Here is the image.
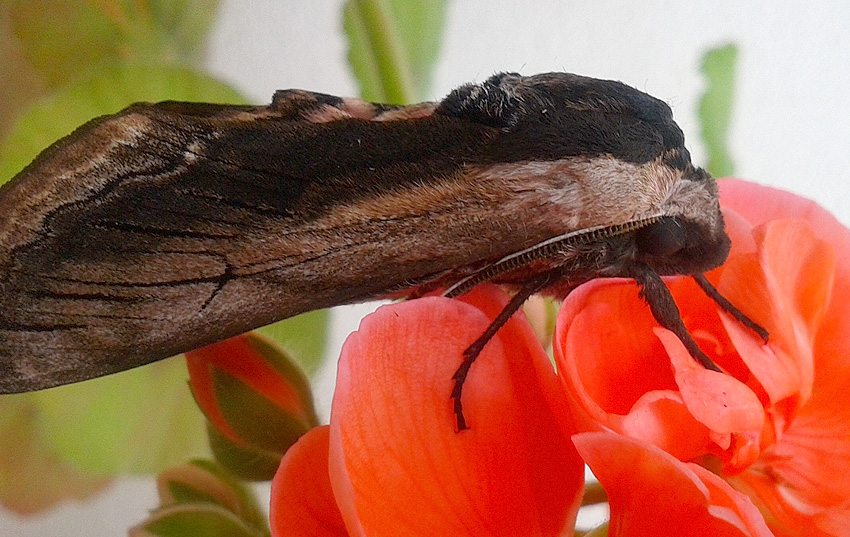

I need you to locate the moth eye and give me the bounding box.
[636,217,685,258]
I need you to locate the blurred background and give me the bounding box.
[1,1,848,535]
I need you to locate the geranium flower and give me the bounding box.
[271,286,584,536]
[556,179,850,535]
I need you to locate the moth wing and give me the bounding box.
[0,95,512,392]
[0,104,313,391]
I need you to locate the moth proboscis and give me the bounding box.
[0,72,767,430]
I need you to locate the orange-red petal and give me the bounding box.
[329,285,584,536]
[574,432,774,537]
[719,219,834,407]
[554,180,850,533]
[270,426,348,537]
[555,279,724,462]
[719,181,850,530]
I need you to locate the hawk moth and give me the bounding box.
[0,72,765,429]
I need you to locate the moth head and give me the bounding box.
[633,164,730,276]
[439,72,733,277]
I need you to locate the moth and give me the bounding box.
[0,72,765,429]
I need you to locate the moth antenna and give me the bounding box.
[452,273,552,431]
[631,266,722,372]
[444,216,661,299]
[692,274,769,342]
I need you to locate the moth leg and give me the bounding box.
[692,274,769,341]
[451,274,552,431]
[630,266,722,372]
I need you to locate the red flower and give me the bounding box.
[556,180,850,535]
[271,286,584,536]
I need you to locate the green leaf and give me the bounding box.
[256,310,330,376]
[136,459,270,536]
[32,358,209,475]
[123,0,222,64]
[206,424,283,482]
[212,369,312,456]
[343,0,448,104]
[0,64,245,185]
[245,335,320,429]
[698,43,738,177]
[0,0,220,150]
[6,1,120,88]
[6,0,220,88]
[167,481,223,506]
[158,459,268,529]
[130,504,267,537]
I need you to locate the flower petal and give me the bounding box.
[555,279,718,461]
[270,426,347,537]
[719,219,835,407]
[663,331,763,434]
[574,432,774,537]
[719,181,850,531]
[329,285,583,537]
[720,180,850,255]
[659,328,764,470]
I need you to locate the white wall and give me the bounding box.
[3,1,848,534]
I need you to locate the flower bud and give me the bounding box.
[186,333,319,480]
[130,459,268,537]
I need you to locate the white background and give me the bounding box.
[2,1,849,535]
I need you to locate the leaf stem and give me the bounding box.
[347,0,416,104]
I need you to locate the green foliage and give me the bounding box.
[5,0,219,87]
[134,507,267,537]
[343,0,447,104]
[130,459,269,537]
[698,43,738,177]
[0,0,219,142]
[256,310,330,376]
[32,358,209,475]
[206,424,283,482]
[212,369,313,456]
[0,65,245,184]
